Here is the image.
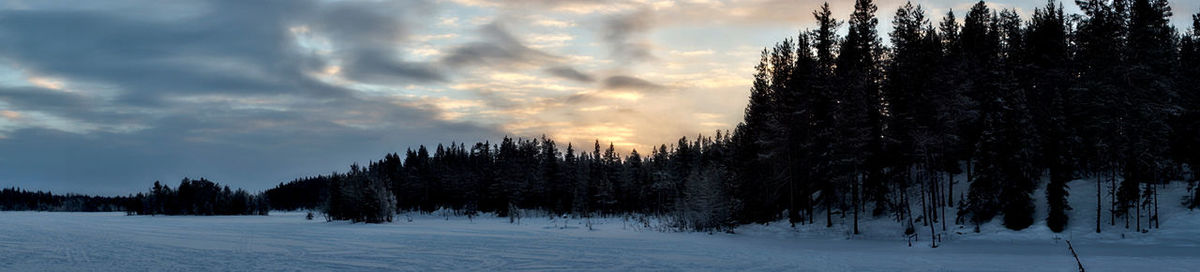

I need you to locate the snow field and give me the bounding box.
[0,178,1196,271]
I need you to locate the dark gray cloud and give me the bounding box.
[441,22,559,68]
[0,0,500,194]
[0,87,92,114]
[437,21,589,111]
[602,9,656,63]
[602,75,664,90]
[556,75,665,105]
[544,66,595,82]
[314,0,447,84]
[342,49,446,84]
[0,5,323,105]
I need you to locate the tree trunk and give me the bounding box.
[965,159,972,187]
[1136,186,1142,232]
[790,178,796,228]
[921,173,929,227]
[827,197,833,228]
[809,193,815,225]
[1147,182,1156,228]
[1096,176,1102,233]
[947,171,954,206]
[940,166,947,231]
[853,174,861,235]
[920,174,936,248]
[929,166,938,223]
[928,183,937,248]
[1110,168,1117,226]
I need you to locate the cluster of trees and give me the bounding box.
[735,0,1199,241]
[124,178,269,216]
[0,187,127,212]
[268,0,1200,237]
[324,165,397,223]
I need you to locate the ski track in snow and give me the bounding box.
[0,180,1197,271]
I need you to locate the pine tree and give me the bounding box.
[934,10,970,210]
[1027,1,1074,232]
[783,33,819,226]
[834,0,883,234]
[961,1,1003,231]
[732,49,777,223]
[1177,13,1200,210]
[886,2,944,227]
[995,9,1039,231]
[1118,0,1177,232]
[888,2,953,243]
[1074,0,1125,233]
[809,2,842,227]
[957,1,1000,175]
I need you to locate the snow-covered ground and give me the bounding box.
[0,179,1197,271]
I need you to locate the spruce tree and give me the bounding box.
[886,2,944,226]
[995,9,1039,231]
[1074,0,1126,232]
[934,10,970,210]
[732,49,776,223]
[834,0,883,233]
[1026,1,1074,232]
[810,2,842,227]
[1118,0,1177,232]
[1177,14,1200,210]
[960,1,1005,231]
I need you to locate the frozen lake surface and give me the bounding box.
[0,205,1197,271]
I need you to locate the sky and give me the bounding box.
[0,0,1196,195]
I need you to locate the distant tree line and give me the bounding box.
[269,135,738,231]
[124,178,269,216]
[0,187,127,212]
[268,0,1200,237]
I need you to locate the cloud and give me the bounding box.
[602,75,665,90]
[440,22,559,68]
[0,87,92,116]
[533,17,576,28]
[447,0,624,13]
[0,0,501,194]
[602,9,657,63]
[311,0,447,84]
[544,66,595,82]
[553,75,665,106]
[341,49,446,84]
[0,98,498,194]
[0,0,457,106]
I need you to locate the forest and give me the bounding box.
[0,187,127,212]
[266,0,1200,237]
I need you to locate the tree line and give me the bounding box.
[269,0,1200,237]
[124,178,270,216]
[269,135,739,230]
[0,187,127,212]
